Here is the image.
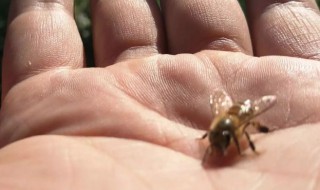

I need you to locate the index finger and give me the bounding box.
[2,0,85,97]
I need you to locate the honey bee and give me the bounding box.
[201,90,276,163]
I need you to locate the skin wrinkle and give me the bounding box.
[285,64,320,126]
[204,172,217,190]
[15,71,82,136]
[194,54,215,90]
[1,0,320,189]
[44,137,152,189]
[109,81,174,147]
[198,54,225,91]
[197,1,211,29]
[4,11,83,90]
[214,55,270,104]
[146,59,171,119]
[59,143,74,190]
[9,0,71,20]
[69,138,155,189]
[81,141,153,190]
[165,0,249,54]
[222,55,253,93]
[265,9,296,53]
[5,53,320,145]
[308,146,320,190]
[1,137,61,189]
[248,173,265,190]
[164,133,198,157]
[137,163,201,174]
[133,149,201,174]
[228,165,315,182]
[35,0,68,9]
[207,37,247,53]
[261,2,320,59]
[2,70,88,146]
[284,79,292,126]
[289,110,316,127]
[93,0,161,66]
[112,62,170,122]
[205,168,268,190]
[116,45,159,63]
[289,7,320,56]
[111,60,204,155]
[0,72,63,143]
[285,10,303,54]
[186,3,247,52]
[304,47,320,60]
[239,125,320,175]
[0,115,21,148]
[83,137,202,189]
[154,57,176,108]
[0,69,70,146]
[263,1,316,13]
[165,55,213,130]
[155,55,210,124]
[252,59,319,127]
[2,61,204,151]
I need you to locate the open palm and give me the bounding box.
[1,0,320,189]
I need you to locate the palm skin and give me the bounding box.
[1,51,320,190]
[1,0,320,189]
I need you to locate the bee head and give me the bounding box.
[209,117,234,153]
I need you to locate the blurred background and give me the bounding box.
[0,0,320,93]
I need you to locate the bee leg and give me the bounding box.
[197,132,208,140]
[257,125,269,133]
[231,133,242,155]
[250,121,269,133]
[244,131,256,152]
[201,132,208,139]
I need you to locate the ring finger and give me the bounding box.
[161,0,252,54]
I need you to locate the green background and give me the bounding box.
[0,0,320,90]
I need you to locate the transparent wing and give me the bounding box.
[251,95,277,117]
[238,95,277,130]
[239,95,276,125]
[210,90,233,117]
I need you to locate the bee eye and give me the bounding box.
[222,130,231,142]
[222,130,230,136]
[220,130,231,150]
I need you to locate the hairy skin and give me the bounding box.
[1,0,320,189]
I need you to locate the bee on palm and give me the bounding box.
[201,90,276,163]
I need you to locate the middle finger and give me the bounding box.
[91,0,165,67]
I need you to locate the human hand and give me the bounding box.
[1,0,320,189]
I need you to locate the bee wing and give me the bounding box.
[210,90,233,116]
[251,95,277,117]
[238,95,277,127]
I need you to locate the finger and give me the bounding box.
[246,0,320,59]
[160,0,252,54]
[2,0,85,97]
[91,0,165,67]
